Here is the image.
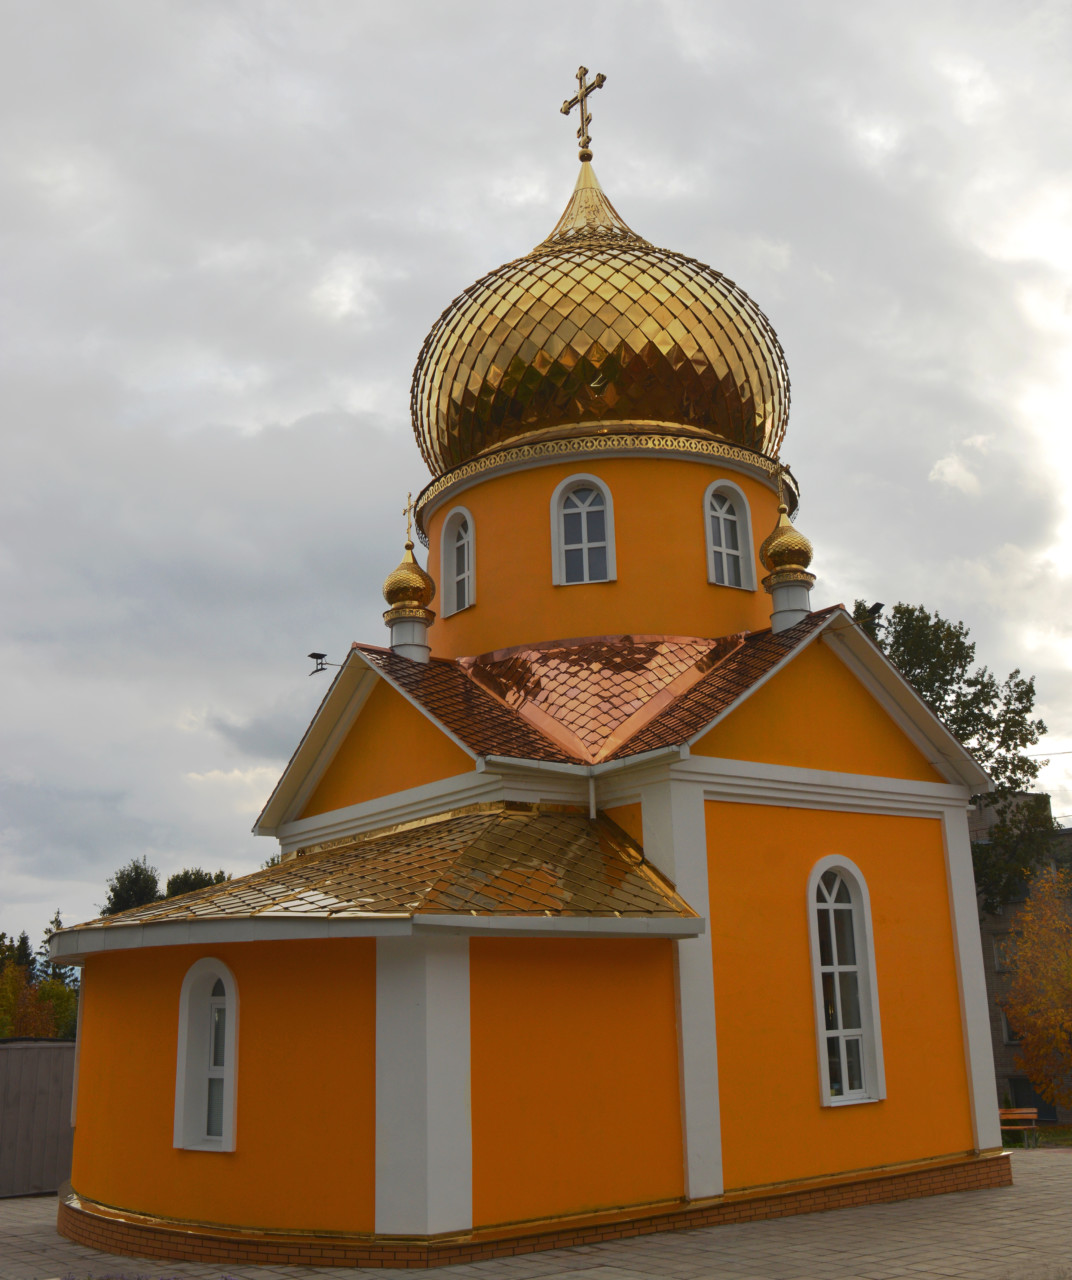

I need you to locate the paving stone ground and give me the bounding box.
[1,1152,1070,1280]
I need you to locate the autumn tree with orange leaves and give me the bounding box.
[1000,866,1072,1108]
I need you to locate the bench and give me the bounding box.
[999,1107,1040,1148]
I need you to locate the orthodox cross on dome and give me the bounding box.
[561,66,606,161]
[403,492,415,544]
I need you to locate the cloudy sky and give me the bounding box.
[4,0,1072,944]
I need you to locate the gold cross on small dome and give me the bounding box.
[561,66,606,161]
[402,492,415,544]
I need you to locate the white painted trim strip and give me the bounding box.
[51,911,705,960]
[276,770,508,854]
[641,779,723,1200]
[940,806,1003,1151]
[598,753,972,818]
[375,937,472,1234]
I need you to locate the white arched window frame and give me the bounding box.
[703,479,756,591]
[440,505,475,617]
[550,474,617,586]
[807,856,885,1107]
[174,957,238,1151]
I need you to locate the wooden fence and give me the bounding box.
[0,1038,75,1196]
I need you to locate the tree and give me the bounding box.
[1000,866,1072,1108]
[165,868,230,898]
[13,931,36,981]
[100,856,162,916]
[0,963,57,1038]
[36,910,77,987]
[37,978,78,1039]
[262,852,282,869]
[853,601,1052,912]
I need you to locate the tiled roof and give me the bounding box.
[72,804,696,928]
[609,609,840,758]
[357,610,836,766]
[357,645,576,763]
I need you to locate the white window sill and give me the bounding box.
[175,1137,233,1152]
[823,1093,884,1108]
[706,579,756,592]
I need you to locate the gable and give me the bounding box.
[691,638,946,784]
[299,678,473,820]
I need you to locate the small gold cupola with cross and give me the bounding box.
[760,479,815,633]
[383,495,436,662]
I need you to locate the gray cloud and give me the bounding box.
[5,0,1072,938]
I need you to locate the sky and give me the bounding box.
[4,0,1072,945]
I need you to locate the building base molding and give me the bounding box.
[58,1151,1011,1269]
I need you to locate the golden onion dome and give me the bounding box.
[760,504,813,573]
[383,541,436,610]
[411,161,790,477]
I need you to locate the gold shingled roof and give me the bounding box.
[411,162,790,476]
[73,805,697,928]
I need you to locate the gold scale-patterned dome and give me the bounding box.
[411,162,790,477]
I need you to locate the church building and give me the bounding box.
[52,73,1009,1268]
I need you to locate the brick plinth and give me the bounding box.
[57,1152,1012,1269]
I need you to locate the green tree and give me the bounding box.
[13,931,35,981]
[165,868,230,898]
[262,852,282,869]
[100,856,162,916]
[853,601,1052,912]
[36,910,77,987]
[37,978,79,1039]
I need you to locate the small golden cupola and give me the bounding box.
[382,496,436,662]
[759,499,815,633]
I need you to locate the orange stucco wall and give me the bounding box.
[604,802,643,845]
[72,939,376,1231]
[469,937,684,1225]
[693,638,946,783]
[425,458,780,658]
[300,677,473,819]
[706,800,973,1190]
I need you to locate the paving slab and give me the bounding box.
[1,1153,1070,1280]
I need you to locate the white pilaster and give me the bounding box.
[940,806,1002,1152]
[641,779,722,1199]
[375,936,472,1234]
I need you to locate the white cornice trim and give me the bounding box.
[598,753,973,818]
[276,771,508,854]
[51,910,704,961]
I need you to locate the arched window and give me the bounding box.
[808,858,885,1106]
[174,958,238,1151]
[440,506,475,616]
[550,474,616,585]
[704,480,755,590]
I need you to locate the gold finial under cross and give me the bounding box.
[561,66,606,161]
[403,492,415,544]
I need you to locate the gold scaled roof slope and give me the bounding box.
[411,161,790,476]
[67,804,696,928]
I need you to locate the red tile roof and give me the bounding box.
[357,609,837,766]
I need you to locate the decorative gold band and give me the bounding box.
[762,569,816,591]
[383,606,436,624]
[414,430,797,545]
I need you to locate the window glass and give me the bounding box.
[444,511,473,615]
[560,484,609,583]
[206,1078,224,1138]
[708,490,745,589]
[815,867,872,1101]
